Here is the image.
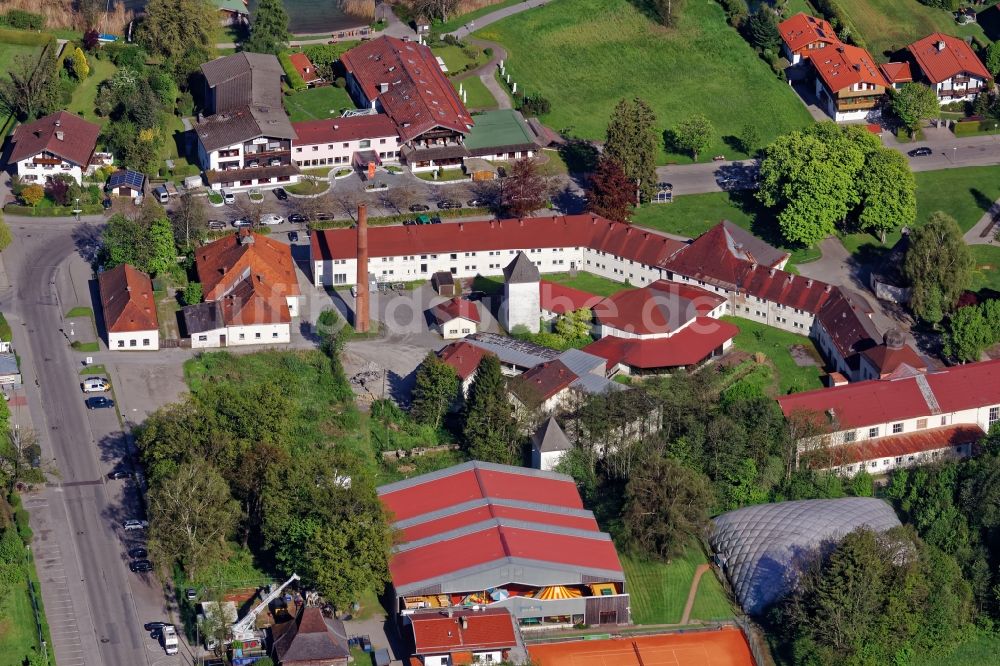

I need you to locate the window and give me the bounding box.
[272,332,279,338]
[895,457,903,463]
[461,328,470,334]
[142,339,150,346]
[892,422,903,434]
[312,146,318,151]
[379,138,386,144]
[255,332,261,339]
[917,418,927,429]
[360,139,371,148]
[991,406,999,424]
[239,333,245,340]
[870,461,877,468]
[843,430,856,443]
[868,427,879,438]
[117,340,124,348]
[198,335,207,342]
[941,416,947,426]
[342,143,349,148]
[450,253,457,260]
[129,339,136,347]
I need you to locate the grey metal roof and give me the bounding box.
[0,353,18,376]
[181,301,222,335]
[393,497,595,531]
[710,498,901,615]
[377,459,576,496]
[570,372,623,395]
[394,517,612,554]
[503,251,540,284]
[532,417,571,453]
[201,52,284,90]
[464,332,559,370]
[556,349,623,395]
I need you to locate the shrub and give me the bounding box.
[181,282,203,306]
[462,46,481,60]
[483,47,493,57]
[519,93,551,116]
[442,34,461,46]
[334,76,346,88]
[0,9,45,30]
[83,29,100,51]
[21,184,44,206]
[45,178,71,205]
[278,51,307,91]
[717,0,748,27]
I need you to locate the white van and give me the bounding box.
[160,625,178,655]
[81,377,109,393]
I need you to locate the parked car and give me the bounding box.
[129,547,149,559]
[185,588,197,601]
[81,377,109,393]
[102,198,112,210]
[430,216,442,224]
[314,212,333,221]
[222,190,235,204]
[273,188,288,201]
[208,220,227,231]
[289,213,308,224]
[86,396,115,409]
[288,231,299,242]
[232,218,252,228]
[129,560,153,572]
[107,469,130,480]
[122,519,148,531]
[908,147,933,157]
[143,622,171,633]
[403,219,416,226]
[415,214,431,225]
[261,213,285,225]
[409,204,430,212]
[437,199,461,210]
[466,199,483,207]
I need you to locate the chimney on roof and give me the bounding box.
[239,230,254,245]
[807,278,814,288]
[937,40,946,51]
[825,284,832,293]
[54,119,61,127]
[55,131,64,141]
[853,63,861,71]
[769,268,776,277]
[460,617,468,629]
[356,204,370,333]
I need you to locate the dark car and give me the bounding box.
[289,213,307,224]
[908,147,933,157]
[129,547,148,559]
[288,231,299,242]
[436,199,461,210]
[430,216,442,224]
[409,204,430,212]
[315,212,333,221]
[207,219,227,231]
[273,187,288,201]
[102,198,112,210]
[108,469,129,480]
[86,396,115,410]
[403,219,416,226]
[185,588,197,601]
[143,621,170,633]
[129,560,153,573]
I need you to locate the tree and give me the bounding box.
[672,114,714,162]
[604,98,659,202]
[44,176,73,206]
[410,0,460,21]
[857,148,915,242]
[586,156,636,222]
[245,0,290,55]
[738,123,761,156]
[147,460,240,577]
[622,455,715,559]
[888,83,939,136]
[68,47,90,80]
[137,0,215,77]
[0,47,59,120]
[746,6,781,51]
[554,308,593,341]
[986,41,1000,78]
[20,184,44,206]
[944,303,994,362]
[171,191,207,248]
[411,352,460,429]
[904,211,972,321]
[501,158,547,218]
[147,217,178,276]
[301,517,392,609]
[463,354,519,464]
[182,282,203,306]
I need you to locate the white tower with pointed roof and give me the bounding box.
[500,251,541,334]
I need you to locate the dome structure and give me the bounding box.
[709,498,901,615]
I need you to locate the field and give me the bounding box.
[836,0,988,58]
[284,86,356,122]
[915,165,1000,233]
[454,76,497,110]
[430,42,487,74]
[913,629,1000,666]
[477,0,813,163]
[66,56,117,124]
[970,246,1000,293]
[543,271,627,296]
[723,315,825,394]
[0,576,49,666]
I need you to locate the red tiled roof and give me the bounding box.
[437,341,488,380]
[339,36,472,142]
[811,43,888,93]
[292,113,398,145]
[807,424,984,467]
[399,503,598,543]
[593,280,724,336]
[288,52,321,83]
[663,222,785,291]
[862,343,926,377]
[311,215,686,266]
[509,360,578,405]
[98,264,159,333]
[431,297,480,324]
[777,358,1000,430]
[779,13,839,55]
[815,289,880,360]
[907,33,991,84]
[411,608,517,655]
[9,111,100,167]
[583,317,739,370]
[740,266,839,313]
[539,280,607,315]
[880,62,913,83]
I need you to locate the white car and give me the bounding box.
[122,520,148,531]
[261,213,285,226]
[81,377,110,393]
[222,190,235,205]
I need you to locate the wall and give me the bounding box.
[440,317,477,339]
[501,280,540,333]
[191,328,228,349]
[108,329,160,351]
[532,447,567,471]
[17,158,83,185]
[225,323,291,345]
[293,133,400,167]
[829,442,973,478]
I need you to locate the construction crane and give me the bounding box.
[230,573,300,642]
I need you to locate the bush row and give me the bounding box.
[0,26,54,46]
[4,204,105,217]
[307,206,490,230]
[278,51,308,92]
[0,9,45,30]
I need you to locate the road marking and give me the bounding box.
[59,479,103,487]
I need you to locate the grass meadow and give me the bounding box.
[622,544,735,625]
[284,86,356,122]
[722,315,825,394]
[454,76,498,110]
[836,0,988,58]
[476,0,813,164]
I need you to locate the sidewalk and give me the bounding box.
[964,197,1000,246]
[445,0,554,39]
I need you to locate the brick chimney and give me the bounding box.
[355,204,370,333]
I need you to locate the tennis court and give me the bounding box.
[528,627,755,666]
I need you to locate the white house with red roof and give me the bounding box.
[777,358,1000,477]
[8,111,102,185]
[779,13,840,64]
[98,264,160,351]
[436,341,488,399]
[906,33,992,103]
[429,297,480,339]
[291,114,399,170]
[378,461,629,628]
[810,43,889,121]
[592,281,728,340]
[406,607,521,666]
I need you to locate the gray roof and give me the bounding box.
[464,332,559,370]
[201,52,284,103]
[392,496,596,531]
[555,348,623,395]
[722,220,788,268]
[532,417,571,453]
[0,353,18,377]
[271,606,349,663]
[194,105,296,152]
[503,251,540,284]
[710,498,902,615]
[182,301,222,335]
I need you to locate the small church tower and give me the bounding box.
[500,251,541,333]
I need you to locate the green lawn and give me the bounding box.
[915,165,1000,233]
[913,629,1000,666]
[543,271,626,296]
[621,543,728,625]
[432,0,528,35]
[455,76,497,110]
[970,245,1000,293]
[837,0,988,59]
[66,56,117,125]
[0,42,44,76]
[723,315,825,395]
[477,0,813,163]
[0,574,50,666]
[284,86,356,122]
[687,569,737,623]
[0,312,11,342]
[431,43,487,74]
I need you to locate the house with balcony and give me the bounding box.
[291,114,399,171]
[8,111,102,185]
[405,607,521,666]
[809,43,889,121]
[778,13,840,65]
[906,33,992,103]
[195,52,300,190]
[340,36,474,172]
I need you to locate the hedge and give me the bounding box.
[4,203,104,217]
[307,206,490,230]
[0,9,45,30]
[278,51,307,91]
[0,27,55,47]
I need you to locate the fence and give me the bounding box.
[26,576,50,665]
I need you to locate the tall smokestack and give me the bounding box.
[355,204,370,333]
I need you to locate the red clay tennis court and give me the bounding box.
[528,627,755,666]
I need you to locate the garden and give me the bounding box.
[283,85,355,122]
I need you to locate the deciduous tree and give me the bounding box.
[986,41,1000,78]
[857,148,915,242]
[171,191,208,248]
[137,0,215,77]
[20,184,44,206]
[672,113,714,162]
[586,156,636,222]
[411,352,460,429]
[888,83,939,136]
[604,98,658,202]
[554,308,593,341]
[904,211,972,322]
[245,0,290,55]
[0,47,59,120]
[147,217,178,276]
[301,517,392,609]
[501,157,547,218]
[463,354,519,464]
[738,123,761,156]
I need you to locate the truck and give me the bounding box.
[160,625,178,655]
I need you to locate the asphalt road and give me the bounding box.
[2,220,172,666]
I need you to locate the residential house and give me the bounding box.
[531,416,572,471]
[778,13,840,65]
[98,264,160,351]
[429,297,480,339]
[291,114,399,170]
[406,607,520,666]
[880,62,914,90]
[270,606,350,666]
[378,461,630,628]
[183,230,300,347]
[437,340,488,400]
[509,359,580,415]
[214,0,248,25]
[340,36,474,172]
[907,33,992,103]
[8,111,101,185]
[810,43,888,121]
[107,169,145,199]
[288,52,323,87]
[777,358,1000,477]
[195,53,299,190]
